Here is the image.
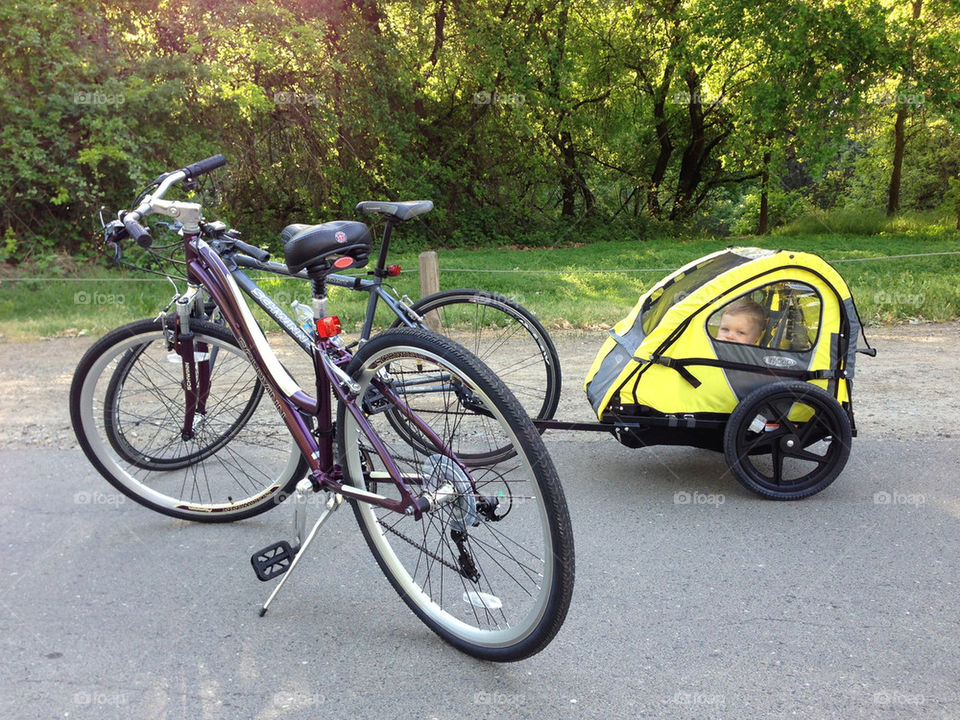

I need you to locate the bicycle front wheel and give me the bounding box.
[336,328,574,661]
[393,289,562,422]
[70,318,308,522]
[103,339,263,470]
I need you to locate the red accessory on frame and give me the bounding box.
[316,315,342,338]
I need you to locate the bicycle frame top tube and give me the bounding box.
[230,268,315,354]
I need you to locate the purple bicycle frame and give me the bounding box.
[178,232,457,519]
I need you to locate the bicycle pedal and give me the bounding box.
[250,541,298,582]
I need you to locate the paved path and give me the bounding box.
[1,438,958,719]
[1,327,958,718]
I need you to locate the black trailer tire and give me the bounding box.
[724,381,852,500]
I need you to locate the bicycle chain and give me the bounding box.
[360,444,471,577]
[376,518,463,574]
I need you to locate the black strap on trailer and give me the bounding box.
[643,354,836,389]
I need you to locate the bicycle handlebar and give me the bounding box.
[123,217,154,249]
[234,238,271,262]
[181,154,226,179]
[117,154,227,249]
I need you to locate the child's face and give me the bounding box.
[717,311,761,344]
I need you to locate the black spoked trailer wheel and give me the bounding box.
[723,380,852,500]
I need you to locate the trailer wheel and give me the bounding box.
[724,381,852,500]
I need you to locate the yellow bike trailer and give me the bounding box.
[577,246,875,500]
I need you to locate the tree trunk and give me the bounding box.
[758,151,771,234]
[670,69,704,220]
[429,0,446,66]
[414,0,445,118]
[648,108,672,220]
[886,105,907,217]
[559,131,577,217]
[886,0,923,217]
[887,105,907,217]
[646,62,675,220]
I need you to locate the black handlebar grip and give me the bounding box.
[124,218,153,249]
[182,154,227,179]
[234,239,271,263]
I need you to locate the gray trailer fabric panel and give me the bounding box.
[713,341,815,401]
[585,325,647,413]
[842,296,861,378]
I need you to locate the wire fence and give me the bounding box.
[3,250,959,282]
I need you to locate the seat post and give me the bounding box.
[308,273,328,319]
[373,219,398,276]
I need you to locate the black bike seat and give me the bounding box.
[281,220,372,274]
[355,200,433,222]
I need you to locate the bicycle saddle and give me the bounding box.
[281,220,372,274]
[355,200,433,222]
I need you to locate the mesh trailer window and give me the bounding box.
[640,251,753,335]
[706,281,822,352]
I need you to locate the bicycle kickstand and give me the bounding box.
[250,478,342,616]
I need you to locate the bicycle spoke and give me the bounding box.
[339,328,572,658]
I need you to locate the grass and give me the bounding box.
[1,227,958,342]
[774,208,956,237]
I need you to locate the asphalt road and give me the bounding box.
[1,433,958,719]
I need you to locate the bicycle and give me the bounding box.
[94,197,561,489]
[108,200,561,426]
[70,155,575,660]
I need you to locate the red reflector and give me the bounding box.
[387,264,402,277]
[333,256,354,269]
[316,315,342,338]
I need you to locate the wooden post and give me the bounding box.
[418,251,441,331]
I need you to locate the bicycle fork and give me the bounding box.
[170,285,213,440]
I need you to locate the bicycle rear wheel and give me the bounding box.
[70,318,307,521]
[392,289,561,422]
[336,328,574,661]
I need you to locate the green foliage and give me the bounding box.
[0,228,17,262]
[1,0,958,267]
[944,177,960,225]
[774,207,955,236]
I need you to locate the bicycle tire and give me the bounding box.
[103,340,264,470]
[391,289,562,422]
[70,318,308,522]
[336,328,575,661]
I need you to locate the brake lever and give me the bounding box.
[103,219,125,242]
[102,219,125,262]
[154,220,184,234]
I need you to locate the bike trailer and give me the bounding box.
[584,246,871,433]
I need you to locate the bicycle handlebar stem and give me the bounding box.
[151,198,203,234]
[121,168,203,244]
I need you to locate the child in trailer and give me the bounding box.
[716,297,766,345]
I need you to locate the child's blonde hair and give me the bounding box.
[721,297,766,337]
